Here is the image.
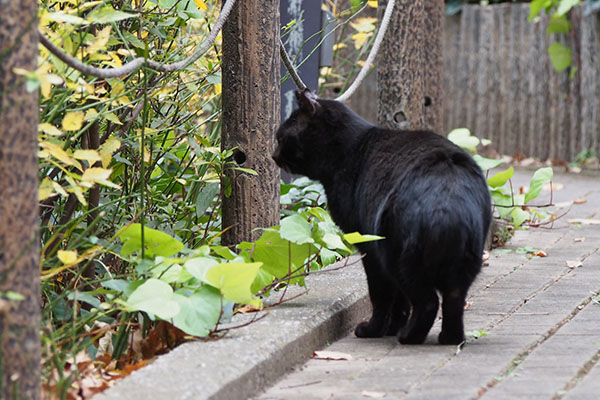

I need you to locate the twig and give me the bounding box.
[279,38,307,91]
[38,0,237,78]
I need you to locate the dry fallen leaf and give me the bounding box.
[543,182,564,191]
[568,218,600,225]
[535,250,548,257]
[553,200,573,208]
[573,198,587,204]
[362,390,387,398]
[482,251,490,262]
[574,237,586,243]
[313,351,353,361]
[566,260,583,269]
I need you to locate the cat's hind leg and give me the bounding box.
[355,254,398,338]
[385,290,410,336]
[399,285,439,344]
[438,287,467,345]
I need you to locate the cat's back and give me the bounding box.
[353,128,490,240]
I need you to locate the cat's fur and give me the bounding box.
[273,90,492,345]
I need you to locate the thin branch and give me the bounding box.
[279,38,307,91]
[38,0,237,78]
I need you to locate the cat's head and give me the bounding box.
[272,89,369,181]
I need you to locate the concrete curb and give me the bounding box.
[96,256,370,400]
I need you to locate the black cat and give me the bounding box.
[272,90,492,345]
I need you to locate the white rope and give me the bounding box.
[39,0,237,78]
[335,0,395,102]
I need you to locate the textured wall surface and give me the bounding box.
[443,4,599,161]
[351,4,600,161]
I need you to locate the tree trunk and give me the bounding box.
[0,1,41,399]
[221,0,281,245]
[423,0,444,134]
[377,0,425,130]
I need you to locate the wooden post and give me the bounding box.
[423,0,444,134]
[0,1,41,398]
[377,0,425,130]
[221,0,281,245]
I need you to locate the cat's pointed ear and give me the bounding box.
[295,89,320,115]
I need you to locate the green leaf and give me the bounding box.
[251,268,275,294]
[548,42,572,72]
[205,262,263,306]
[1,291,25,301]
[184,257,219,282]
[280,214,314,245]
[320,248,341,266]
[45,12,88,25]
[510,208,530,227]
[529,0,551,21]
[343,232,385,244]
[546,16,571,34]
[119,223,184,258]
[195,182,219,217]
[125,279,180,320]
[525,167,553,204]
[247,229,316,280]
[171,286,222,337]
[447,128,479,152]
[152,260,192,284]
[556,0,581,16]
[88,6,137,24]
[473,155,506,171]
[211,245,237,261]
[487,167,514,188]
[101,279,135,297]
[321,232,350,252]
[67,291,101,309]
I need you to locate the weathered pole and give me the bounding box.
[221,1,281,245]
[0,1,41,399]
[423,0,444,133]
[377,0,425,130]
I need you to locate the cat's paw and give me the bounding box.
[385,311,408,335]
[438,330,465,345]
[354,321,385,338]
[398,333,427,345]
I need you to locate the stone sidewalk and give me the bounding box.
[257,170,600,400]
[97,169,599,400]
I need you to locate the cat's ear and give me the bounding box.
[295,89,320,115]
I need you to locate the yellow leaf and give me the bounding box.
[65,176,87,206]
[368,0,378,8]
[350,17,376,33]
[41,141,75,166]
[351,32,371,49]
[82,167,112,182]
[85,108,98,121]
[52,181,68,198]
[39,123,63,137]
[87,26,111,54]
[73,149,102,164]
[82,167,121,189]
[62,111,84,131]
[195,0,208,10]
[100,137,121,168]
[104,112,122,125]
[57,250,79,265]
[39,178,56,201]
